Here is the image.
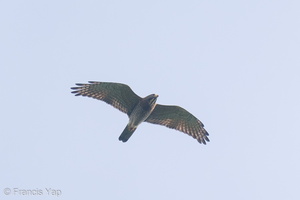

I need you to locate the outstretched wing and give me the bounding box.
[146,104,209,144]
[71,81,141,116]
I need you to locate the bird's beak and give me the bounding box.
[154,94,159,98]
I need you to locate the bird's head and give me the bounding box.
[145,94,159,106]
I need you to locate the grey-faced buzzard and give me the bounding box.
[71,81,209,144]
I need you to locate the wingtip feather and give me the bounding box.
[88,81,100,84]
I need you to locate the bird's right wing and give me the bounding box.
[146,104,209,144]
[71,81,142,116]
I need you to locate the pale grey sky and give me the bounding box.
[1,0,300,200]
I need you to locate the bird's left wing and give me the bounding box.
[145,104,209,144]
[71,81,141,116]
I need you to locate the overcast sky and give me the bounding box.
[1,0,300,200]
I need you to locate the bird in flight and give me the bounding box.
[71,81,209,144]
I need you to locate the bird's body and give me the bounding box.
[128,94,158,128]
[71,81,209,144]
[119,94,158,142]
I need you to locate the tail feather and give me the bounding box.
[119,125,136,142]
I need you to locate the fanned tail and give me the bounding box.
[119,125,136,142]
